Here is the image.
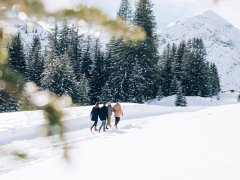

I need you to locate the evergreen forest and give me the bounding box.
[0,0,220,112]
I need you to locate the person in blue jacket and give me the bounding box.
[99,103,108,132]
[90,102,100,131]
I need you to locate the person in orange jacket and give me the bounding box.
[113,100,123,128]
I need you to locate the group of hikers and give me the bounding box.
[90,100,123,132]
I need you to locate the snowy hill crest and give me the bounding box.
[158,10,240,91]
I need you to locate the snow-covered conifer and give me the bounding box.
[79,74,90,105]
[175,81,187,106]
[8,33,27,78]
[133,0,160,100]
[81,36,93,79]
[156,85,163,101]
[101,81,113,103]
[26,35,44,86]
[89,39,104,104]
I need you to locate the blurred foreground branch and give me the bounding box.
[0,0,145,159]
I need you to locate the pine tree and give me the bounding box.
[128,61,145,103]
[57,21,70,55]
[67,26,83,80]
[103,40,114,81]
[52,24,59,54]
[105,39,126,101]
[156,85,163,101]
[6,95,20,112]
[89,39,104,104]
[159,44,173,96]
[41,52,80,103]
[175,81,187,106]
[192,38,211,97]
[118,0,133,21]
[180,38,210,97]
[81,36,93,79]
[200,62,212,97]
[115,0,134,101]
[104,0,134,102]
[0,90,19,112]
[26,35,44,86]
[170,76,178,95]
[174,41,186,81]
[187,38,205,96]
[134,0,156,38]
[8,33,27,78]
[0,90,6,112]
[101,81,113,103]
[209,63,220,96]
[181,40,193,95]
[169,44,177,95]
[133,0,160,100]
[6,33,26,112]
[79,74,90,105]
[41,31,58,91]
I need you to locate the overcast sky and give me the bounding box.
[43,0,240,29]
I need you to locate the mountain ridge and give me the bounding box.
[158,10,240,91]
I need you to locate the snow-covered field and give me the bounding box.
[0,93,240,180]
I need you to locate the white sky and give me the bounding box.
[42,0,240,29]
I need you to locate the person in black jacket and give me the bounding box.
[99,103,108,132]
[90,102,100,131]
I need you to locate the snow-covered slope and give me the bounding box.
[158,10,240,91]
[11,20,50,50]
[0,92,238,146]
[0,93,240,179]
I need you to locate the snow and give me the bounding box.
[148,92,239,106]
[1,92,240,179]
[7,19,50,51]
[158,10,240,91]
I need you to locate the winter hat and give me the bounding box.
[107,102,111,105]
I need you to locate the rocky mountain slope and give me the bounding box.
[158,11,240,91]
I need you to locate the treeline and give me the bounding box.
[158,39,221,99]
[0,0,220,112]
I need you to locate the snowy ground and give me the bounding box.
[0,92,240,180]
